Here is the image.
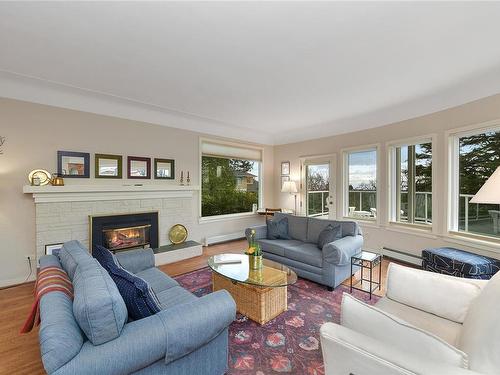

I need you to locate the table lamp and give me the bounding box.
[282,180,298,214]
[470,167,500,204]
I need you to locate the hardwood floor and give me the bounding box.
[0,240,392,375]
[158,239,247,277]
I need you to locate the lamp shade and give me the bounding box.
[470,167,500,204]
[281,180,298,194]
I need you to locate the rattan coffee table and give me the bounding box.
[208,254,297,325]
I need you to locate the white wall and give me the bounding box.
[0,98,273,287]
[3,93,500,287]
[274,93,500,261]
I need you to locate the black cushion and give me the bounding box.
[317,223,342,249]
[93,245,162,320]
[267,217,291,240]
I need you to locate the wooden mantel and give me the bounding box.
[23,184,200,203]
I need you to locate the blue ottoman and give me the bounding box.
[422,247,500,280]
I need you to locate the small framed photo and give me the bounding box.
[281,175,290,189]
[57,151,90,178]
[154,158,175,179]
[127,156,151,179]
[45,243,63,255]
[281,161,290,175]
[95,154,122,179]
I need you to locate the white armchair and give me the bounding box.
[320,263,500,375]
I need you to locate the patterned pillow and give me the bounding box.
[317,223,342,249]
[93,245,162,320]
[267,217,291,240]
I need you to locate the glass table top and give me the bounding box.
[352,250,382,262]
[208,253,298,287]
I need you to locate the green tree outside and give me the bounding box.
[202,156,259,217]
[458,131,500,235]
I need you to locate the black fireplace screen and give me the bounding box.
[103,224,151,251]
[90,212,159,253]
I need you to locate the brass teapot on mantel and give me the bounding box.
[51,172,65,186]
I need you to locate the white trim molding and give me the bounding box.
[23,184,199,203]
[341,143,381,225]
[204,232,246,246]
[386,134,437,233]
[300,153,337,219]
[446,119,500,243]
[199,136,264,220]
[0,70,274,145]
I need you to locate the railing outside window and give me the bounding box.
[308,189,498,235]
[399,191,432,224]
[459,194,500,236]
[347,190,377,218]
[307,190,329,217]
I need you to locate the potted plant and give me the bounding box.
[246,229,263,269]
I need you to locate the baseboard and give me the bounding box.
[0,275,35,289]
[382,247,422,266]
[154,242,203,266]
[204,232,245,246]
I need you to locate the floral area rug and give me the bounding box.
[175,268,379,375]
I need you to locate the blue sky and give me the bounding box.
[349,150,377,189]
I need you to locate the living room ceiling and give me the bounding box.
[1,2,500,145]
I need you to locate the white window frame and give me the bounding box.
[199,137,264,222]
[447,120,500,243]
[299,153,337,219]
[387,135,437,232]
[342,144,381,224]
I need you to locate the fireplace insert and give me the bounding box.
[89,212,159,253]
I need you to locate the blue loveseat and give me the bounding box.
[246,213,363,290]
[38,240,236,375]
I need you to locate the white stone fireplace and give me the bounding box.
[23,184,200,259]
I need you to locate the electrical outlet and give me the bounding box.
[26,255,34,268]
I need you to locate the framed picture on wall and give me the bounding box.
[57,151,90,178]
[95,154,122,178]
[154,158,175,179]
[281,175,290,189]
[45,243,63,255]
[281,161,290,175]
[127,156,151,179]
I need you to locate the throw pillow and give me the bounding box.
[93,245,162,320]
[317,223,342,249]
[267,217,290,240]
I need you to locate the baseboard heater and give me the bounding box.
[204,232,245,246]
[382,247,422,266]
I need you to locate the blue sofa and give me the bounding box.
[246,213,363,290]
[38,240,236,375]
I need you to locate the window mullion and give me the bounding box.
[408,145,416,224]
[395,148,401,222]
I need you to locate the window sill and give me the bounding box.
[385,222,438,239]
[445,231,500,254]
[343,217,379,228]
[199,212,260,224]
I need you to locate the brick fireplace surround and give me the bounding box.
[23,185,199,260]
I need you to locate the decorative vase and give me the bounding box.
[249,254,263,270]
[249,268,264,283]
